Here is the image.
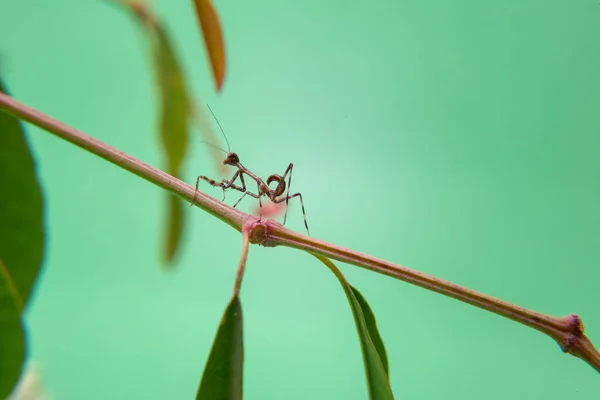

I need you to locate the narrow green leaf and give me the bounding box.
[0,79,45,306]
[0,259,26,399]
[115,3,190,264]
[197,296,243,400]
[313,254,394,400]
[116,3,190,173]
[351,286,389,376]
[0,78,44,398]
[164,194,184,263]
[153,24,189,264]
[154,24,189,175]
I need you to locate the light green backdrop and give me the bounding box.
[1,0,599,398]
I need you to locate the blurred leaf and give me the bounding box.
[192,0,226,91]
[164,195,184,263]
[115,2,190,264]
[115,1,228,175]
[0,259,26,399]
[0,79,45,306]
[154,24,190,175]
[7,362,50,400]
[197,296,243,400]
[0,78,44,397]
[153,23,189,265]
[313,255,394,400]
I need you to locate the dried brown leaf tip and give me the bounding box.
[192,0,226,91]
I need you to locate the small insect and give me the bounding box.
[191,106,310,235]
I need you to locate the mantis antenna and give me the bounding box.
[206,104,231,153]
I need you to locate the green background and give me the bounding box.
[1,0,600,398]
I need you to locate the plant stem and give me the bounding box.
[1,92,598,373]
[261,220,600,371]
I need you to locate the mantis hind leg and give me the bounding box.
[274,192,309,236]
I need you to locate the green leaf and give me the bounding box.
[115,3,190,174]
[0,259,26,399]
[154,23,189,176]
[197,296,244,400]
[351,286,389,376]
[153,23,190,264]
[0,78,45,397]
[164,194,184,263]
[0,79,45,306]
[115,3,190,264]
[313,254,394,400]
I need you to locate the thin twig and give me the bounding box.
[0,91,598,373]
[259,220,600,372]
